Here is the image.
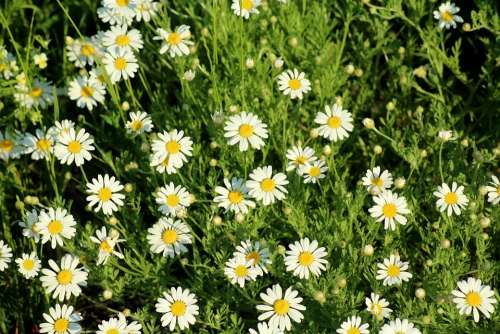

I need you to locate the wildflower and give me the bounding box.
[231,0,261,19]
[224,255,258,287]
[433,2,463,29]
[103,48,139,83]
[155,287,199,331]
[314,103,353,141]
[365,293,392,319]
[247,166,288,205]
[485,175,500,205]
[224,111,268,151]
[438,130,455,141]
[15,252,41,279]
[452,277,496,322]
[369,190,410,230]
[68,75,106,110]
[39,304,82,334]
[90,226,125,265]
[379,318,421,334]
[214,178,256,214]
[14,78,54,109]
[101,0,137,25]
[51,120,76,138]
[362,166,393,195]
[286,145,317,174]
[36,207,77,249]
[22,128,56,160]
[376,255,413,286]
[54,128,95,167]
[249,322,284,334]
[336,316,369,334]
[133,0,159,22]
[433,182,468,216]
[153,25,194,57]
[233,240,271,276]
[126,111,154,135]
[66,37,102,68]
[150,129,193,174]
[0,130,24,160]
[155,183,191,216]
[97,313,142,334]
[256,284,305,331]
[18,209,41,242]
[284,238,328,279]
[300,160,328,184]
[0,240,12,271]
[277,69,311,100]
[86,174,125,215]
[102,24,143,53]
[147,217,192,258]
[40,254,88,301]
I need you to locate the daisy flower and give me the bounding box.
[256,284,305,331]
[22,128,57,160]
[249,322,284,334]
[54,128,95,167]
[0,240,12,271]
[18,209,41,242]
[155,182,191,216]
[336,316,369,334]
[97,313,142,334]
[314,103,354,142]
[40,254,88,301]
[247,166,288,206]
[39,304,82,334]
[103,48,138,83]
[153,25,194,57]
[66,37,102,68]
[51,120,76,138]
[224,112,268,151]
[433,182,468,216]
[0,130,24,160]
[126,111,154,135]
[361,166,393,195]
[68,75,106,111]
[300,159,328,184]
[101,0,137,24]
[365,293,392,320]
[284,238,328,279]
[452,277,496,322]
[231,0,261,19]
[286,145,317,174]
[485,175,499,205]
[150,129,193,174]
[368,190,410,230]
[133,0,159,22]
[90,226,125,265]
[376,254,413,286]
[155,287,199,331]
[147,217,192,258]
[233,240,271,276]
[277,69,311,100]
[86,174,125,215]
[438,129,455,141]
[15,252,41,279]
[379,318,421,334]
[14,78,54,109]
[0,46,18,79]
[36,207,77,249]
[224,255,258,288]
[433,2,463,30]
[214,177,256,214]
[102,24,143,52]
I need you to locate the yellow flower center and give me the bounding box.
[260,178,275,192]
[53,318,69,333]
[444,192,458,205]
[246,251,260,264]
[130,120,143,131]
[170,300,187,317]
[228,191,243,204]
[273,299,289,315]
[30,87,43,98]
[165,140,181,154]
[116,0,129,6]
[466,292,482,307]
[167,32,182,45]
[98,187,113,202]
[106,329,119,334]
[114,57,127,70]
[298,251,314,266]
[115,34,130,47]
[166,194,180,207]
[288,79,301,90]
[241,0,253,10]
[496,186,500,195]
[327,116,342,129]
[57,270,73,285]
[386,264,400,278]
[238,124,254,138]
[81,43,95,57]
[294,155,306,165]
[22,259,35,270]
[234,265,247,278]
[162,229,178,244]
[347,328,361,334]
[36,138,52,152]
[309,166,321,178]
[382,203,397,218]
[371,177,383,187]
[100,240,113,253]
[441,10,453,22]
[67,140,81,154]
[371,303,382,315]
[48,220,63,235]
[81,86,93,98]
[0,139,14,153]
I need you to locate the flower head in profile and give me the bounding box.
[18,209,41,242]
[233,240,271,276]
[485,175,500,205]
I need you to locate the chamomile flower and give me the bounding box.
[155,287,199,331]
[150,129,193,174]
[368,190,410,230]
[247,166,288,206]
[103,48,138,83]
[233,240,271,276]
[86,174,125,215]
[36,207,77,249]
[0,240,12,271]
[231,0,261,19]
[97,313,142,334]
[68,75,106,111]
[126,111,154,135]
[300,159,328,184]
[256,284,305,331]
[133,0,159,22]
[0,46,18,79]
[484,175,499,205]
[379,318,421,334]
[452,277,496,322]
[376,255,413,286]
[365,293,392,320]
[40,254,88,301]
[277,69,311,100]
[102,24,143,52]
[18,209,41,242]
[15,78,54,109]
[147,217,192,258]
[153,25,194,57]
[102,0,137,24]
[22,128,56,160]
[433,182,468,216]
[433,2,463,30]
[0,130,24,160]
[34,53,48,69]
[90,226,125,265]
[286,145,317,174]
[66,37,102,68]
[54,128,95,167]
[362,166,393,195]
[39,304,82,334]
[284,238,328,279]
[52,120,76,137]
[15,252,41,279]
[214,178,256,214]
[314,103,354,142]
[224,112,268,152]
[336,316,369,334]
[224,254,258,288]
[249,322,284,334]
[155,183,191,216]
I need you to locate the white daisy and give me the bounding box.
[214,177,256,214]
[249,322,284,334]
[336,316,369,334]
[51,120,76,138]
[132,0,159,22]
[0,240,12,271]
[362,166,393,195]
[22,128,56,160]
[376,254,413,286]
[103,48,139,83]
[299,159,328,184]
[224,112,268,151]
[368,190,410,230]
[0,46,18,79]
[126,111,154,135]
[433,2,463,30]
[284,237,328,279]
[155,183,191,217]
[54,128,95,167]
[485,175,499,205]
[233,240,271,276]
[101,0,137,25]
[86,174,125,215]
[433,182,468,216]
[246,166,288,206]
[150,129,193,174]
[36,207,77,249]
[39,304,82,334]
[256,284,306,331]
[286,145,317,174]
[155,287,199,331]
[147,217,192,258]
[224,255,258,288]
[90,226,125,265]
[15,252,41,279]
[0,130,24,160]
[452,277,496,322]
[365,293,392,320]
[97,313,142,334]
[66,37,102,68]
[231,0,261,19]
[153,25,194,57]
[68,75,106,111]
[40,254,88,301]
[314,103,354,142]
[14,78,54,109]
[277,69,311,100]
[102,24,143,53]
[18,209,41,242]
[379,318,421,334]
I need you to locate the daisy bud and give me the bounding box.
[309,128,319,138]
[209,159,218,167]
[122,308,131,317]
[229,105,238,113]
[212,215,222,226]
[373,145,383,154]
[103,289,113,300]
[422,315,432,325]
[183,70,195,81]
[121,101,130,111]
[337,278,347,288]
[108,217,119,225]
[180,258,189,265]
[332,287,340,295]
[416,105,424,113]
[235,213,245,223]
[270,16,277,24]
[440,238,451,249]
[323,145,332,156]
[493,147,500,156]
[277,244,286,255]
[65,36,74,45]
[480,216,491,228]
[438,130,454,142]
[260,38,268,46]
[362,244,374,256]
[460,138,469,147]
[425,259,433,267]
[209,141,218,149]
[191,58,200,69]
[482,233,489,240]
[345,63,355,75]
[140,143,150,152]
[110,229,120,239]
[394,177,406,189]
[64,171,72,181]
[386,101,396,111]
[398,47,405,55]
[463,23,471,32]
[273,57,284,69]
[362,118,375,129]
[15,200,24,211]
[245,58,255,69]
[415,288,426,300]
[436,296,445,305]
[125,183,133,193]
[313,291,326,304]
[479,185,489,196]
[176,208,188,218]
[354,68,364,77]
[283,207,292,215]
[16,73,27,85]
[420,149,428,158]
[314,56,322,65]
[189,46,197,54]
[288,37,298,48]
[413,66,427,79]
[201,27,209,37]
